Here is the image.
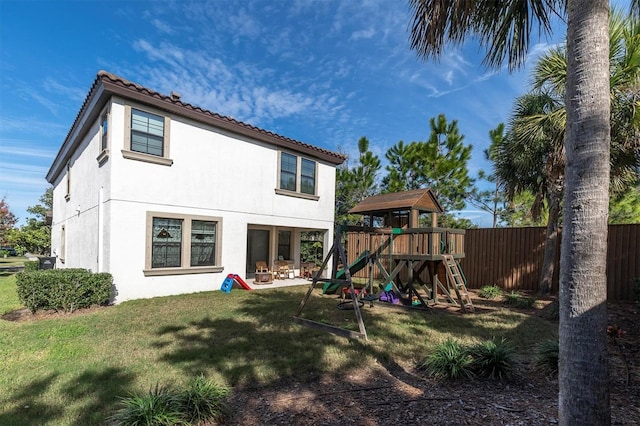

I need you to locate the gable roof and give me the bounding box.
[348,188,444,216]
[46,71,346,183]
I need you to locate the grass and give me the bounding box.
[0,275,557,425]
[0,256,28,268]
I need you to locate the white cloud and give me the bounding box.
[151,18,175,34]
[350,28,375,41]
[42,78,86,102]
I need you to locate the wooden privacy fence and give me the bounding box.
[460,224,640,301]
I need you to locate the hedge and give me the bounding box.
[16,269,113,313]
[23,261,39,272]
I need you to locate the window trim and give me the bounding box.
[122,104,173,166]
[96,106,110,165]
[143,211,223,276]
[276,151,319,201]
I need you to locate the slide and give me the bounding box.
[221,274,253,293]
[323,250,371,295]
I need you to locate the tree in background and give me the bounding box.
[382,114,474,227]
[498,91,565,294]
[335,137,381,226]
[467,123,508,228]
[0,197,18,246]
[407,0,617,422]
[9,187,52,255]
[609,182,640,223]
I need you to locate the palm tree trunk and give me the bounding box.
[539,182,561,294]
[559,1,611,425]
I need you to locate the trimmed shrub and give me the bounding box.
[421,338,474,379]
[23,261,39,272]
[504,291,536,309]
[469,338,515,380]
[478,284,502,299]
[16,269,112,313]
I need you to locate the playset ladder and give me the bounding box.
[442,255,474,313]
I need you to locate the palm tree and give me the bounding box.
[499,10,640,295]
[496,90,565,294]
[408,0,614,423]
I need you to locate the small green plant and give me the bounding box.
[469,338,515,380]
[478,284,502,299]
[504,291,536,309]
[179,374,229,424]
[0,249,8,258]
[535,339,559,376]
[110,384,184,426]
[421,338,474,379]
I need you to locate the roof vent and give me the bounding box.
[170,91,182,101]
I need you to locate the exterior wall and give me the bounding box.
[54,97,336,303]
[51,107,112,272]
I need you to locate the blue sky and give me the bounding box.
[0,0,573,227]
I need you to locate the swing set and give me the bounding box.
[292,189,474,340]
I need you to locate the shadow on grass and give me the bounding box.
[0,373,63,426]
[154,288,369,387]
[61,367,135,425]
[0,367,135,426]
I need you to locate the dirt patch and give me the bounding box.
[1,305,110,322]
[224,297,639,426]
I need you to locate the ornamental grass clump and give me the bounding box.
[535,339,559,376]
[469,338,515,380]
[421,338,474,379]
[110,384,184,426]
[179,374,229,425]
[109,376,229,426]
[478,284,502,299]
[503,291,536,309]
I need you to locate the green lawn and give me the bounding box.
[0,274,557,425]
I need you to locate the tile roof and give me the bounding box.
[48,70,346,183]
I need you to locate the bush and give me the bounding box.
[504,291,536,309]
[23,261,39,272]
[478,284,502,299]
[16,269,113,313]
[110,377,229,426]
[535,339,559,376]
[469,338,515,380]
[421,338,474,379]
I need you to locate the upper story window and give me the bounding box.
[64,162,71,201]
[101,111,109,152]
[280,153,297,191]
[276,152,319,201]
[122,104,173,166]
[97,108,110,164]
[131,109,165,156]
[301,158,316,195]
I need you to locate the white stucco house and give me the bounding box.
[46,71,345,303]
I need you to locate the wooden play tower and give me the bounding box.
[344,188,473,312]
